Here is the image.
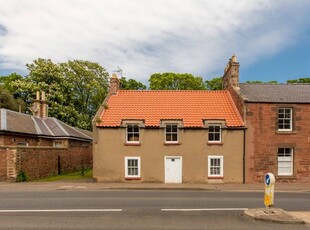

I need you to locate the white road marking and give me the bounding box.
[0,209,122,213]
[161,208,248,211]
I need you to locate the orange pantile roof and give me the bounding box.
[97,90,244,128]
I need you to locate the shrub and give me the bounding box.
[16,171,28,182]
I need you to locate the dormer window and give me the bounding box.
[208,124,221,142]
[165,124,178,143]
[126,124,140,143]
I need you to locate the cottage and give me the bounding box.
[223,55,310,183]
[0,92,92,182]
[93,75,245,183]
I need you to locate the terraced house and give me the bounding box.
[93,74,246,183]
[223,56,310,183]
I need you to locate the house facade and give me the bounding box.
[93,75,245,183]
[0,92,92,182]
[223,55,310,183]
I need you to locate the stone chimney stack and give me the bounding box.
[109,73,120,95]
[40,91,48,119]
[30,91,48,119]
[222,54,240,89]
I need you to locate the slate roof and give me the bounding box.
[239,83,310,103]
[97,90,244,128]
[0,108,92,141]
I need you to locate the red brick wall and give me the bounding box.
[0,134,59,147]
[0,139,92,181]
[0,150,7,180]
[245,103,310,183]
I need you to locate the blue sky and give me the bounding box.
[0,0,310,84]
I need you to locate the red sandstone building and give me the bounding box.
[223,56,310,183]
[0,92,92,182]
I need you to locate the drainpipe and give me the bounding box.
[243,128,246,184]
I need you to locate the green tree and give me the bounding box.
[11,58,109,130]
[120,77,146,90]
[244,80,264,84]
[287,77,310,84]
[0,73,23,93]
[61,60,109,129]
[266,81,278,84]
[149,73,206,90]
[0,87,26,111]
[205,77,222,90]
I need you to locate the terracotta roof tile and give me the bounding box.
[97,90,244,128]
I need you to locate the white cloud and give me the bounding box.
[0,0,310,81]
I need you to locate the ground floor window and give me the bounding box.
[208,156,223,177]
[278,148,293,176]
[125,157,141,178]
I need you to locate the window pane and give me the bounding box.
[133,134,139,141]
[166,124,178,142]
[278,148,293,175]
[172,134,178,141]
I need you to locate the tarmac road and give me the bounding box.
[0,189,309,229]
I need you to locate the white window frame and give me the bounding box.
[278,148,293,176]
[208,156,224,177]
[16,142,28,147]
[126,124,140,143]
[208,124,222,143]
[165,124,178,143]
[125,157,141,178]
[278,108,292,131]
[53,140,63,148]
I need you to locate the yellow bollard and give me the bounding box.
[264,173,275,208]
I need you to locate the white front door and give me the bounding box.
[165,156,182,183]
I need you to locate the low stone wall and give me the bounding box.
[0,140,92,182]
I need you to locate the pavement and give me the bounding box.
[0,180,309,226]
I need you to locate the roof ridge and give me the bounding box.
[240,83,310,86]
[118,90,228,93]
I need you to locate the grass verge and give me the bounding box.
[34,169,93,182]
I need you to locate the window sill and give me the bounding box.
[276,175,296,179]
[125,177,141,180]
[125,143,141,146]
[276,130,297,135]
[207,142,223,146]
[208,176,224,179]
[164,142,181,146]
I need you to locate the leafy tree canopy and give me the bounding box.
[149,73,206,90]
[9,58,109,130]
[0,72,23,93]
[286,77,310,84]
[244,80,279,84]
[205,77,222,90]
[0,87,26,112]
[120,77,146,90]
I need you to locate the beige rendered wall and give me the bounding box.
[93,127,244,183]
